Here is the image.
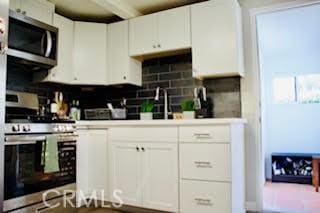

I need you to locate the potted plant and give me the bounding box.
[181,100,195,119]
[140,101,154,120]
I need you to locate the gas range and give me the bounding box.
[5,90,76,135]
[5,122,76,135]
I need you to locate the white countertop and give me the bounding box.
[76,118,247,128]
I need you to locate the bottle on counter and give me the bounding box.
[50,92,58,119]
[70,100,77,120]
[76,100,81,120]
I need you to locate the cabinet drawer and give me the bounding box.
[179,125,230,143]
[109,127,178,143]
[180,180,231,213]
[180,143,230,181]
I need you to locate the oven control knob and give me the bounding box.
[59,125,66,132]
[12,125,20,132]
[53,126,59,132]
[22,125,31,132]
[66,125,73,132]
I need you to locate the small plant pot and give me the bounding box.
[183,111,195,119]
[140,112,153,120]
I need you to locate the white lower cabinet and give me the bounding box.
[180,180,231,213]
[109,127,179,212]
[77,129,109,204]
[179,124,245,213]
[109,142,142,207]
[142,143,178,212]
[77,122,245,213]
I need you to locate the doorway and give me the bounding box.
[256,2,320,212]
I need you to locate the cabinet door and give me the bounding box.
[20,0,54,24]
[109,142,142,207]
[108,21,128,84]
[76,130,90,204]
[77,130,109,203]
[129,14,157,56]
[87,130,109,201]
[73,22,107,85]
[107,20,141,86]
[191,0,244,78]
[49,14,74,84]
[142,143,179,212]
[158,6,191,52]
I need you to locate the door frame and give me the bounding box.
[249,0,320,211]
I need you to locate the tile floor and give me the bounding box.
[263,182,320,213]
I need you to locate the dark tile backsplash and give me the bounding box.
[78,53,241,119]
[6,64,79,107]
[6,53,241,120]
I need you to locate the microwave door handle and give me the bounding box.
[44,30,52,57]
[41,32,46,55]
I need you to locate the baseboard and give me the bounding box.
[246,201,258,212]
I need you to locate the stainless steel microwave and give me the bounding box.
[7,10,58,69]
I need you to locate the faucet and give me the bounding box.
[155,87,170,120]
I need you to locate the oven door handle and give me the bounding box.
[5,135,47,143]
[4,134,78,145]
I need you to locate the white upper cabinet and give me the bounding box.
[44,14,74,84]
[129,6,191,57]
[157,6,191,53]
[129,13,157,56]
[73,22,108,85]
[191,0,244,78]
[10,0,55,25]
[107,21,142,86]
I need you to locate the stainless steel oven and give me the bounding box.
[3,131,77,212]
[7,10,58,69]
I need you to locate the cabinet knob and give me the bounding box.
[16,9,21,13]
[22,11,26,15]
[52,73,56,77]
[74,77,77,81]
[136,147,140,152]
[157,44,161,48]
[123,76,126,80]
[141,147,145,152]
[153,45,156,48]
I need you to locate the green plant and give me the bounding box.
[141,101,154,113]
[181,100,194,111]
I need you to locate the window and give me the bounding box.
[297,74,320,103]
[273,77,296,103]
[273,74,320,104]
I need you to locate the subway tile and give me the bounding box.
[170,79,195,87]
[170,96,193,105]
[159,72,182,81]
[142,74,158,82]
[148,65,170,74]
[170,63,192,71]
[137,90,156,98]
[167,88,182,96]
[148,81,170,89]
[182,70,193,78]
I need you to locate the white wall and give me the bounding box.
[239,0,305,209]
[256,4,320,179]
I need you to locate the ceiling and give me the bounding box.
[48,0,205,22]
